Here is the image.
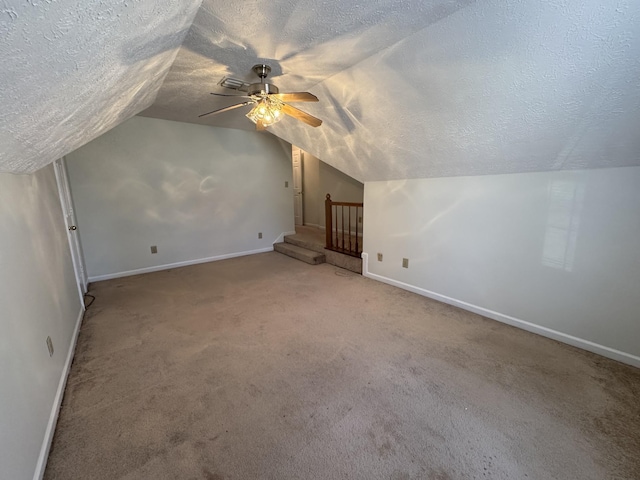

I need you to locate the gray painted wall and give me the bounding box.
[0,165,82,479]
[363,167,640,365]
[65,116,294,280]
[300,149,363,230]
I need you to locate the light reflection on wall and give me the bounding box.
[541,179,585,272]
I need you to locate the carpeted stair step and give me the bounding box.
[283,234,325,254]
[274,242,326,265]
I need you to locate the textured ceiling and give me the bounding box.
[0,0,202,174]
[142,0,473,130]
[3,0,640,180]
[268,0,640,181]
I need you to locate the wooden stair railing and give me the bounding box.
[325,194,363,258]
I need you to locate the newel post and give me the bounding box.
[325,194,333,249]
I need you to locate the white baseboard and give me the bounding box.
[33,306,85,480]
[361,253,640,369]
[273,230,297,244]
[303,223,325,230]
[88,247,274,283]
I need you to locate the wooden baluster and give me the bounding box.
[341,206,345,251]
[338,206,341,250]
[335,205,338,248]
[355,206,359,254]
[336,206,339,249]
[349,206,352,253]
[338,207,340,249]
[325,194,332,250]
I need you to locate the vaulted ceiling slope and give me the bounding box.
[3,1,640,180]
[0,0,202,174]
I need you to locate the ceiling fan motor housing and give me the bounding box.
[248,83,279,96]
[249,65,278,96]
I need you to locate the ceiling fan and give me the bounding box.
[199,64,322,131]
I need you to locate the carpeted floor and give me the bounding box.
[45,252,640,480]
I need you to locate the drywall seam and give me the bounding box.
[361,253,640,369]
[88,247,274,283]
[33,306,85,480]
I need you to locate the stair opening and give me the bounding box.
[274,225,362,274]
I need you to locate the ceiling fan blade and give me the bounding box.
[198,101,255,118]
[272,92,318,103]
[210,92,252,98]
[256,121,267,131]
[281,104,322,127]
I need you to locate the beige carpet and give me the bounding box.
[45,252,640,479]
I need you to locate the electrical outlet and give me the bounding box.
[402,258,409,268]
[285,181,289,188]
[150,245,158,254]
[46,336,54,357]
[258,232,263,239]
[377,253,383,262]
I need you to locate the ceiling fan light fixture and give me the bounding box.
[200,64,322,128]
[246,96,284,127]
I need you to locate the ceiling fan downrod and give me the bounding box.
[248,64,278,95]
[252,64,271,80]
